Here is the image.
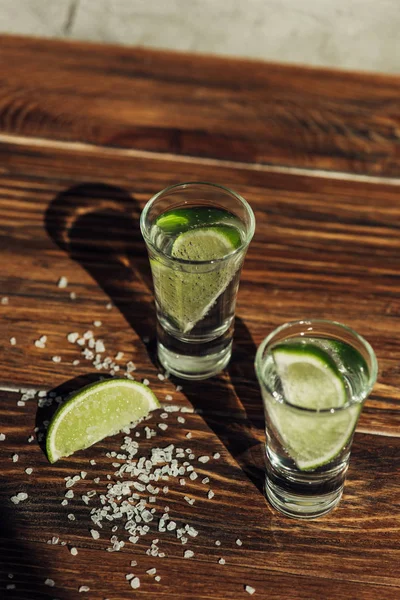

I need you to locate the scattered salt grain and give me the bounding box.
[115,352,124,360]
[1,296,9,304]
[143,378,150,386]
[130,577,140,589]
[95,340,105,353]
[61,499,68,506]
[215,540,221,546]
[67,513,76,521]
[185,432,192,439]
[146,568,157,576]
[245,585,256,595]
[155,575,161,582]
[236,538,243,546]
[158,423,168,431]
[67,332,79,343]
[184,550,194,559]
[177,416,185,424]
[70,547,78,556]
[6,584,16,590]
[157,373,165,381]
[12,454,19,462]
[90,459,96,466]
[73,360,80,366]
[106,302,113,310]
[25,467,33,475]
[213,452,221,459]
[202,477,210,484]
[45,579,55,587]
[52,356,62,363]
[93,320,102,327]
[70,292,77,300]
[165,394,173,401]
[0,433,6,441]
[57,276,68,288]
[10,337,16,345]
[78,585,90,592]
[218,558,226,565]
[198,455,210,464]
[208,490,215,500]
[130,560,137,567]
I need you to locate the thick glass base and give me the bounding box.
[157,340,232,380]
[265,477,343,519]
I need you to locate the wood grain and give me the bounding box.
[0,36,400,599]
[0,35,400,176]
[0,390,399,599]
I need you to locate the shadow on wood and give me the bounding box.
[177,316,266,495]
[0,498,53,599]
[44,182,157,362]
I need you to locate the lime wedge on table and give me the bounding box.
[151,225,242,333]
[46,379,160,463]
[269,342,361,471]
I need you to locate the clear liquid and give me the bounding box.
[260,336,369,517]
[148,206,247,379]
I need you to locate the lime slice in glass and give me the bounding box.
[151,225,242,333]
[155,207,236,235]
[46,379,160,463]
[269,342,361,471]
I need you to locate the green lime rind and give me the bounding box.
[151,226,242,333]
[324,339,369,378]
[155,207,235,235]
[46,379,160,463]
[269,341,359,471]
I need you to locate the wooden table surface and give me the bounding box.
[0,35,399,600]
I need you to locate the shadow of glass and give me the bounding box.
[178,316,266,494]
[44,182,157,359]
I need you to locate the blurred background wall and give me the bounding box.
[0,0,399,74]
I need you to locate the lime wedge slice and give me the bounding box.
[46,379,160,463]
[269,342,360,471]
[171,225,241,261]
[151,225,242,333]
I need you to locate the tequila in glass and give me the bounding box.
[255,320,378,519]
[141,182,255,380]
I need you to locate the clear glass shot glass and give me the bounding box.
[255,319,378,519]
[140,182,255,380]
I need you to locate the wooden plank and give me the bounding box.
[0,389,399,597]
[1,539,398,600]
[0,35,400,176]
[0,140,399,440]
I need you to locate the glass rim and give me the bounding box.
[255,319,378,413]
[140,181,256,266]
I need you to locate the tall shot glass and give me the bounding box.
[255,320,378,519]
[140,182,255,380]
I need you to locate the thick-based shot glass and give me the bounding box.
[255,320,378,519]
[140,182,255,380]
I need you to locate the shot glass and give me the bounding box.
[140,182,255,380]
[255,319,378,519]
